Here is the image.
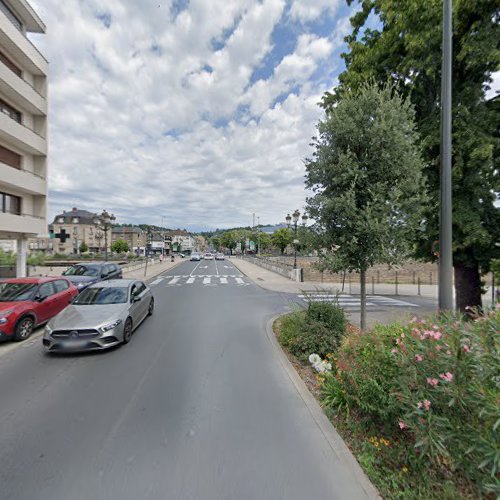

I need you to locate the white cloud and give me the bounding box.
[26,0,346,230]
[289,0,342,22]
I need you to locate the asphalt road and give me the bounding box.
[0,259,374,500]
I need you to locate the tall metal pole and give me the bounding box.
[293,222,297,269]
[439,0,454,311]
[104,227,108,261]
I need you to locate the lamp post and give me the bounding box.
[94,210,116,261]
[286,209,308,269]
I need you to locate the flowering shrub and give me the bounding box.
[321,308,500,496]
[308,353,332,373]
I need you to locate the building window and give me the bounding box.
[58,217,64,223]
[0,98,21,123]
[0,144,21,169]
[72,217,79,223]
[1,191,21,215]
[0,50,21,77]
[0,0,22,31]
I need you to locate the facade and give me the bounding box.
[0,0,48,276]
[50,208,104,255]
[111,226,146,255]
[166,230,195,253]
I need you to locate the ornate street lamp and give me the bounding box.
[286,209,308,269]
[94,210,116,261]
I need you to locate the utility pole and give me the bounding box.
[439,0,454,311]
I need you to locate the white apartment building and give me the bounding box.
[0,0,47,276]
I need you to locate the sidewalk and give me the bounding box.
[231,257,437,297]
[122,258,182,280]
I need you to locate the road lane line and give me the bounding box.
[214,259,220,276]
[203,277,211,284]
[220,277,228,284]
[186,277,195,284]
[168,277,180,285]
[235,277,244,285]
[190,260,202,276]
[150,277,164,286]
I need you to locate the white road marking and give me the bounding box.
[214,259,220,276]
[186,277,195,284]
[150,277,164,286]
[168,277,180,285]
[203,277,211,284]
[297,294,419,308]
[235,278,244,285]
[220,277,228,284]
[190,261,202,276]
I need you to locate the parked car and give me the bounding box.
[215,253,225,260]
[43,279,154,352]
[62,262,122,292]
[190,253,201,261]
[203,253,214,260]
[0,277,78,342]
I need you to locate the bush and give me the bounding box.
[279,302,347,362]
[321,308,500,496]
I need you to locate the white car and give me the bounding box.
[215,253,225,260]
[190,253,201,261]
[203,253,214,260]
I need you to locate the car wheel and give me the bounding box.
[148,298,154,316]
[122,317,133,344]
[14,316,34,342]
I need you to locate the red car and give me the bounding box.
[0,277,78,342]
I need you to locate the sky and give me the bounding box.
[28,0,499,232]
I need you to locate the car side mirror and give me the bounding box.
[132,295,141,303]
[35,294,46,302]
[101,272,108,278]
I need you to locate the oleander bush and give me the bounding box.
[321,307,500,496]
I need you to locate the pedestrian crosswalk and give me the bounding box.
[149,275,250,287]
[297,293,419,308]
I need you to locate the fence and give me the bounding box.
[240,255,296,280]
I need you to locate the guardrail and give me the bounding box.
[237,255,303,281]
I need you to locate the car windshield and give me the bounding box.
[73,287,127,305]
[0,282,37,302]
[63,265,100,277]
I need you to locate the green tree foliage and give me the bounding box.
[210,237,221,251]
[256,231,271,252]
[306,83,426,330]
[324,0,500,311]
[79,242,88,253]
[220,231,237,253]
[271,228,293,255]
[111,239,129,253]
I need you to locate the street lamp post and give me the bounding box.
[286,209,308,269]
[94,210,116,261]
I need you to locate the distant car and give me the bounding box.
[190,253,201,261]
[43,279,154,352]
[62,262,122,292]
[204,253,214,260]
[0,277,78,342]
[178,253,186,258]
[215,253,225,260]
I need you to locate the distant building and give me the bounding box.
[50,207,102,255]
[111,226,146,255]
[0,0,48,276]
[166,229,195,253]
[260,223,288,235]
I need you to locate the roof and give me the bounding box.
[112,226,143,234]
[260,223,288,234]
[165,230,191,236]
[51,208,98,225]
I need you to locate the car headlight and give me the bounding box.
[0,310,13,324]
[99,320,122,333]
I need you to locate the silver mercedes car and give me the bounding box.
[43,279,154,352]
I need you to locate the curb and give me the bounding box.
[265,314,381,500]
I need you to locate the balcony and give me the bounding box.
[0,161,45,194]
[0,9,47,76]
[0,110,46,155]
[0,60,46,114]
[0,210,45,237]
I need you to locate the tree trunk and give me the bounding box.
[454,261,482,313]
[360,268,367,331]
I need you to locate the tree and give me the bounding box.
[111,239,129,253]
[306,83,426,330]
[324,0,500,311]
[271,228,293,255]
[210,237,221,251]
[257,232,271,253]
[220,231,237,254]
[79,242,88,253]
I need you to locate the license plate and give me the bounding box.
[63,340,87,349]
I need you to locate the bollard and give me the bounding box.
[371,276,375,295]
[418,276,421,295]
[429,272,433,285]
[348,274,351,294]
[395,271,399,295]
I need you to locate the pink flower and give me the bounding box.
[435,345,442,351]
[411,316,418,323]
[395,338,400,345]
[391,348,397,354]
[446,350,451,355]
[430,331,442,340]
[426,377,439,387]
[401,332,405,339]
[415,354,424,362]
[417,401,423,409]
[463,345,470,353]
[423,399,431,411]
[421,319,426,324]
[412,328,420,336]
[439,372,453,382]
[399,421,407,429]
